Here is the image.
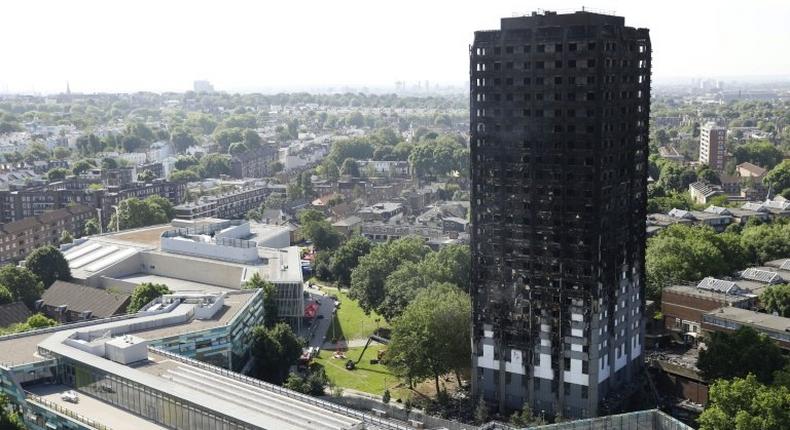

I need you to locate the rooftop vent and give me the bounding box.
[696,277,740,295]
[740,268,783,284]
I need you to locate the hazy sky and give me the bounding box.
[1,0,789,94]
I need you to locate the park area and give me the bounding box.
[322,287,388,342]
[313,345,404,398]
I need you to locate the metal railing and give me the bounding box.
[149,347,413,430]
[26,391,112,430]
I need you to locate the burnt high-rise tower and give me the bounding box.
[469,11,651,418]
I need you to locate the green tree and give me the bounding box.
[26,313,57,329]
[350,236,430,314]
[244,272,278,328]
[243,129,262,149]
[53,146,71,159]
[474,398,490,424]
[321,159,340,182]
[251,323,302,384]
[212,127,245,151]
[23,142,49,162]
[46,167,69,182]
[284,367,329,396]
[386,283,471,393]
[698,374,790,430]
[0,394,25,430]
[101,157,119,170]
[697,165,721,184]
[228,142,249,155]
[732,141,783,170]
[84,218,100,236]
[313,250,334,281]
[174,155,199,170]
[268,160,284,174]
[109,196,174,230]
[760,284,790,317]
[697,326,787,385]
[72,158,96,175]
[60,230,74,245]
[763,159,790,195]
[646,224,746,299]
[327,138,375,165]
[128,283,171,313]
[0,265,44,308]
[0,285,12,305]
[299,209,343,250]
[379,245,471,321]
[24,245,71,288]
[329,236,372,288]
[740,222,790,264]
[75,133,103,156]
[302,221,342,250]
[171,129,198,153]
[121,134,145,152]
[199,153,231,177]
[169,169,200,182]
[137,169,156,182]
[340,158,360,177]
[510,404,545,427]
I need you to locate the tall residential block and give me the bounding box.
[699,122,727,171]
[469,11,651,418]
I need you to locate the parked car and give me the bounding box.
[61,390,79,403]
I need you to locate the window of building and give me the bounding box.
[564,358,571,371]
[506,46,514,54]
[537,44,545,53]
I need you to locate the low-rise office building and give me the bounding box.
[0,288,399,430]
[703,306,790,350]
[60,220,305,328]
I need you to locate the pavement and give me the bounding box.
[299,283,370,350]
[300,283,337,349]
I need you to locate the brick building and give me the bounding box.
[0,204,93,265]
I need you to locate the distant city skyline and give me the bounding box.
[1,0,789,94]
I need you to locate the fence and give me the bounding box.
[326,394,478,430]
[26,392,112,430]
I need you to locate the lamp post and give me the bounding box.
[96,208,103,234]
[111,204,121,232]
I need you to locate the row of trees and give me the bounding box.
[108,195,174,230]
[0,245,72,308]
[317,129,469,182]
[348,237,470,322]
[169,153,231,182]
[645,221,790,299]
[696,326,790,430]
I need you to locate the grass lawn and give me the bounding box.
[314,345,403,398]
[324,288,388,342]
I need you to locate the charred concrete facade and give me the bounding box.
[470,11,651,418]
